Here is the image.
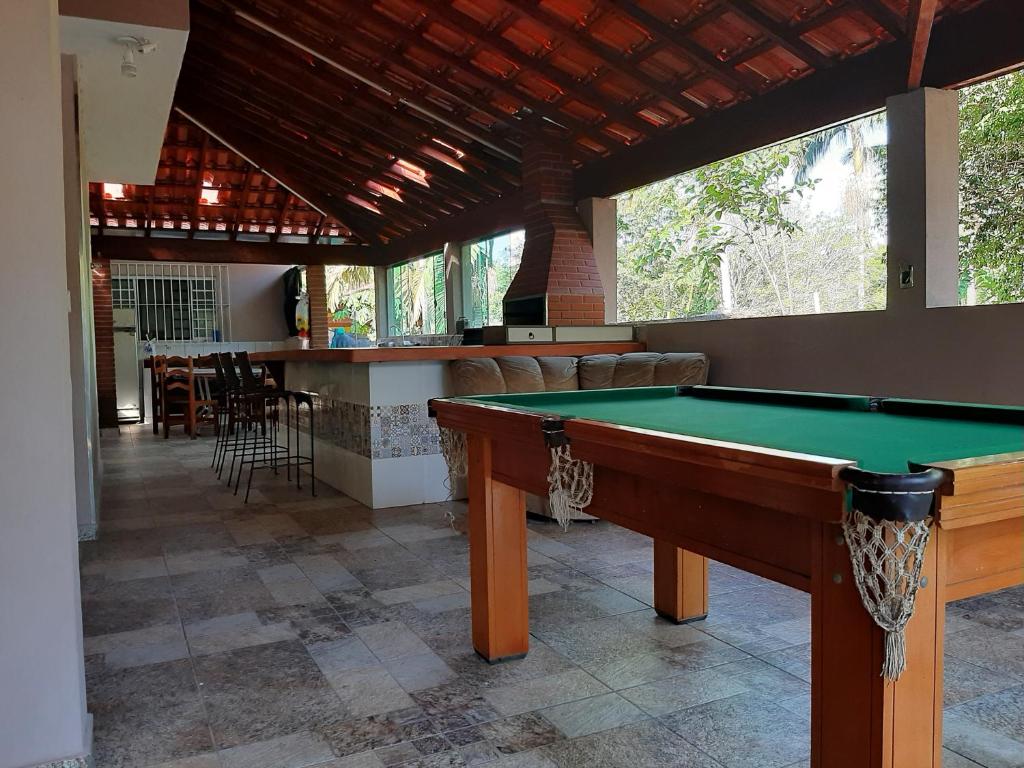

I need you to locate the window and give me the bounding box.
[387,251,447,335]
[616,111,887,322]
[110,262,230,342]
[326,265,376,340]
[461,230,525,327]
[959,70,1024,305]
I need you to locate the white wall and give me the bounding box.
[228,263,291,341]
[62,53,101,540]
[0,2,90,765]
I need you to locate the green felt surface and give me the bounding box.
[460,387,1024,473]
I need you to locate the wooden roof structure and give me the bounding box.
[90,0,1024,265]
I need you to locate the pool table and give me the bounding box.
[428,385,1024,768]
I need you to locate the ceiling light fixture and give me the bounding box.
[116,36,157,78]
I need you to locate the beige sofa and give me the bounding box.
[449,351,709,396]
[449,351,709,520]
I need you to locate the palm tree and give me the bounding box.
[794,112,886,308]
[793,112,886,183]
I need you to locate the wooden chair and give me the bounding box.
[157,355,196,439]
[150,355,163,434]
[191,354,220,437]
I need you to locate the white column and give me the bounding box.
[62,54,99,541]
[0,1,90,767]
[374,265,389,338]
[886,88,960,312]
[444,240,464,331]
[577,197,618,323]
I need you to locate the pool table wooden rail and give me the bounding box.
[430,395,1024,768]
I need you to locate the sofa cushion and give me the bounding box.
[579,352,708,389]
[537,357,580,391]
[450,358,506,396]
[495,356,546,392]
[654,352,709,386]
[576,354,619,390]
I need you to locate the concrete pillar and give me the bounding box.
[0,1,91,766]
[577,197,618,324]
[306,264,330,348]
[374,266,389,338]
[444,240,464,331]
[886,88,960,312]
[61,53,99,540]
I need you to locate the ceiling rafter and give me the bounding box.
[718,1,831,70]
[175,102,383,243]
[181,64,486,216]
[603,0,765,95]
[499,0,713,117]
[213,0,524,162]
[182,91,444,234]
[182,25,520,198]
[852,0,908,38]
[394,0,669,136]
[290,0,616,155]
[190,133,210,236]
[230,164,257,239]
[907,0,939,89]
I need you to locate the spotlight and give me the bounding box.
[115,36,157,78]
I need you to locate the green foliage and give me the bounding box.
[959,71,1024,304]
[616,112,888,322]
[326,265,375,337]
[389,252,446,335]
[617,140,813,320]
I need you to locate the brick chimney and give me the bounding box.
[502,139,605,326]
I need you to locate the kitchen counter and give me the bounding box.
[259,340,645,508]
[249,341,643,364]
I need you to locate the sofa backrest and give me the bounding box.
[449,352,708,396]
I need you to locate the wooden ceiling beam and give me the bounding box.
[907,0,938,90]
[190,8,522,184]
[849,0,907,39]
[372,192,525,267]
[181,66,489,215]
[213,0,523,162]
[183,37,517,198]
[604,0,763,95]
[575,0,1024,199]
[411,0,666,136]
[190,133,209,236]
[175,101,383,244]
[180,82,457,232]
[291,0,612,155]
[500,0,711,117]
[230,164,257,239]
[91,234,381,266]
[718,1,831,70]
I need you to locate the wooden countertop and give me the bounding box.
[249,342,644,364]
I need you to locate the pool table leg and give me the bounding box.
[811,521,944,767]
[653,541,708,624]
[467,433,530,663]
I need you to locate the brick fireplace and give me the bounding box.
[502,138,605,326]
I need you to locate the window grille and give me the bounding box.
[109,262,231,345]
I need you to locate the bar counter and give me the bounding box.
[251,342,643,508]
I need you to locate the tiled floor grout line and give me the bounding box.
[163,546,226,767]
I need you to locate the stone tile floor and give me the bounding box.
[80,425,1024,768]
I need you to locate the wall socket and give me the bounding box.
[899,264,915,289]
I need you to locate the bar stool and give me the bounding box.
[235,351,291,502]
[288,390,318,497]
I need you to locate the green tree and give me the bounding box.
[959,71,1024,304]
[326,265,375,338]
[616,141,811,321]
